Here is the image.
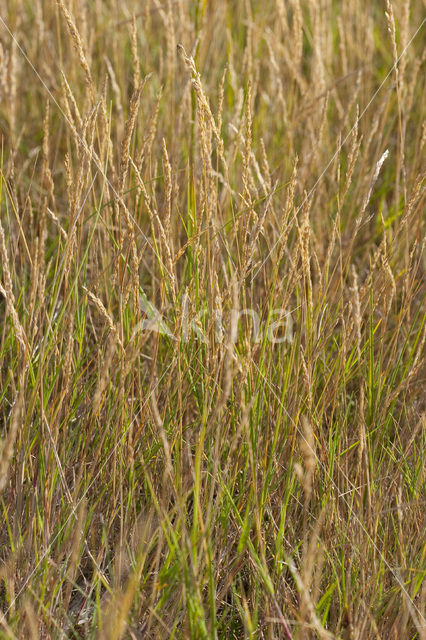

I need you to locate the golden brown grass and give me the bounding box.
[0,1,425,638]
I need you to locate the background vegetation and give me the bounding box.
[0,0,425,637]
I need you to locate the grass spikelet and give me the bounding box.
[161,138,173,247]
[0,220,27,352]
[130,14,140,89]
[57,0,95,101]
[0,384,23,493]
[83,286,123,350]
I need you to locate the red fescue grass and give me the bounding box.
[0,1,425,638]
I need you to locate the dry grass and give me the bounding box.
[0,1,425,638]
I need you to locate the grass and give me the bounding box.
[0,0,425,638]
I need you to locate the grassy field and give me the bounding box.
[0,1,425,638]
